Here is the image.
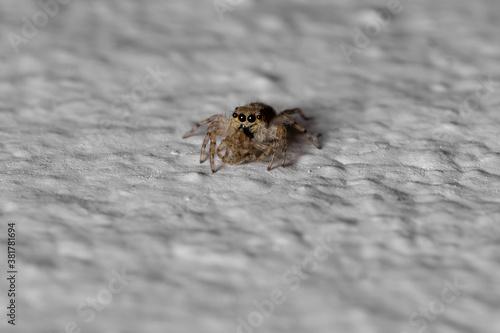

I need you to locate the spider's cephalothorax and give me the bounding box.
[183,102,321,173]
[231,102,277,140]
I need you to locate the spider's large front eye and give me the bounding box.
[232,112,238,118]
[247,115,256,123]
[238,114,246,122]
[257,115,262,120]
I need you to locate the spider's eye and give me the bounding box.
[238,114,246,122]
[247,115,256,123]
[257,115,262,120]
[232,113,238,118]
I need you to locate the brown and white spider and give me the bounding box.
[183,102,321,172]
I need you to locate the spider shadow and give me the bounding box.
[265,124,323,170]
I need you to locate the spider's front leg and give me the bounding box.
[208,124,219,173]
[217,139,242,165]
[183,115,223,138]
[203,121,235,173]
[200,121,218,165]
[184,114,232,172]
[257,126,287,170]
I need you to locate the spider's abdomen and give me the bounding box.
[258,104,277,122]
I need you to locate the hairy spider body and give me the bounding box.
[216,130,266,164]
[183,103,321,172]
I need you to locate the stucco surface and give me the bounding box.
[1,1,499,332]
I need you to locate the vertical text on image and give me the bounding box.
[6,222,17,326]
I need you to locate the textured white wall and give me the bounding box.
[1,1,499,332]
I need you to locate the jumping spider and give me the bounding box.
[183,102,321,173]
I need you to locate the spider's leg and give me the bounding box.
[231,153,259,164]
[251,142,271,162]
[290,121,321,149]
[281,132,287,167]
[218,140,238,165]
[272,114,321,149]
[201,122,219,163]
[280,108,311,120]
[236,140,262,164]
[224,144,233,160]
[209,126,219,173]
[237,139,259,163]
[254,142,270,151]
[200,134,210,163]
[220,148,240,165]
[256,142,274,163]
[227,141,248,164]
[221,155,236,165]
[217,140,228,159]
[183,115,223,138]
[217,133,240,165]
[267,127,286,170]
[220,130,261,165]
[267,142,280,170]
[224,140,242,164]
